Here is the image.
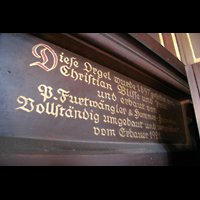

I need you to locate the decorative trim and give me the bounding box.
[186,33,200,63]
[158,33,165,47]
[171,33,181,61]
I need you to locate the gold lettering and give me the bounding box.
[64,57,69,66]
[59,53,79,69]
[121,97,145,110]
[155,100,167,109]
[65,106,74,118]
[18,43,185,144]
[119,128,148,139]
[70,68,78,81]
[93,113,99,124]
[83,62,92,72]
[36,103,45,114]
[167,99,175,106]
[60,66,112,91]
[15,96,35,113]
[114,76,136,89]
[38,84,53,102]
[106,83,112,90]
[57,88,70,103]
[93,127,115,137]
[119,127,126,137]
[147,106,157,114]
[59,52,64,62]
[134,109,156,121]
[158,114,177,125]
[101,128,106,136]
[78,98,84,105]
[46,102,61,118]
[59,106,66,117]
[117,85,126,96]
[97,90,105,99]
[103,114,143,128]
[79,73,84,81]
[97,70,103,79]
[93,127,100,135]
[100,81,106,88]
[30,44,58,72]
[107,129,116,136]
[97,90,116,101]
[145,123,156,130]
[117,85,139,99]
[74,109,82,119]
[142,96,153,104]
[82,108,89,120]
[107,72,111,80]
[149,131,161,140]
[60,65,70,76]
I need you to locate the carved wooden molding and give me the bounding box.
[31,33,190,100]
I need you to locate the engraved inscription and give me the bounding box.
[14,42,185,143]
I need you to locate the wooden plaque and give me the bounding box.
[0,33,197,165]
[0,33,186,144]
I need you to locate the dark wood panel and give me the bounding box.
[1,151,200,166]
[0,135,194,156]
[0,154,169,166]
[0,33,198,165]
[0,33,187,144]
